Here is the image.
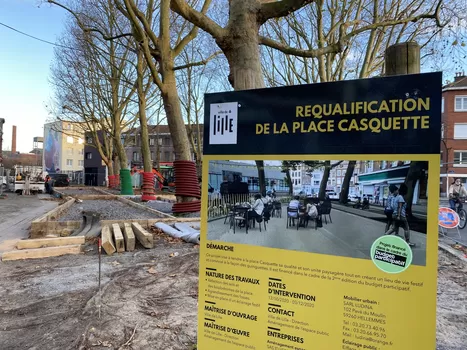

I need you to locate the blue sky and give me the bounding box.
[0,0,65,153]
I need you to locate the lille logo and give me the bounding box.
[209,102,238,144]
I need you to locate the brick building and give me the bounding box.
[124,124,202,168]
[440,72,467,197]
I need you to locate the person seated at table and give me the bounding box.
[264,191,273,204]
[287,196,301,225]
[240,193,264,227]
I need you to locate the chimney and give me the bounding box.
[454,71,466,82]
[12,125,17,153]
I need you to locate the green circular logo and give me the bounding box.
[370,236,413,273]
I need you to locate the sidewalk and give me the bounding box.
[333,201,467,246]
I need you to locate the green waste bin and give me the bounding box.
[120,169,134,195]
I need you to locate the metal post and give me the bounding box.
[0,118,5,197]
[98,238,102,319]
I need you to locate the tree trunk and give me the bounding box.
[256,160,266,196]
[107,162,114,177]
[319,162,331,200]
[339,161,356,204]
[224,1,266,194]
[285,169,293,196]
[137,49,152,173]
[160,69,192,161]
[113,154,121,176]
[113,118,128,169]
[404,162,427,218]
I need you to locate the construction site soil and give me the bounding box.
[58,200,157,222]
[0,245,465,350]
[57,188,102,196]
[0,236,199,350]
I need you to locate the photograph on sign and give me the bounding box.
[206,159,428,266]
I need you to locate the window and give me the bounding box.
[78,138,84,145]
[391,161,398,167]
[453,151,467,166]
[85,152,92,160]
[442,97,444,113]
[440,151,443,167]
[163,137,171,146]
[366,161,374,172]
[66,136,73,144]
[133,152,140,161]
[454,124,467,139]
[86,137,93,144]
[441,124,445,139]
[149,138,155,146]
[381,161,387,169]
[337,178,342,185]
[314,180,320,185]
[78,149,84,155]
[66,123,72,130]
[337,170,341,176]
[78,160,84,166]
[66,159,73,166]
[455,96,467,112]
[151,152,154,161]
[164,151,170,161]
[158,138,163,146]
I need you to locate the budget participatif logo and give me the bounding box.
[209,102,238,145]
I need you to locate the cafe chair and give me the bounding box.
[286,207,299,228]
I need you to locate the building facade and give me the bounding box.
[83,131,107,186]
[124,124,202,168]
[440,72,467,197]
[43,121,84,174]
[209,161,290,194]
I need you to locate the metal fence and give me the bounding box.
[207,194,292,220]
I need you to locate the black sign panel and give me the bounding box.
[203,73,441,155]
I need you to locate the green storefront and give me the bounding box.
[357,165,426,205]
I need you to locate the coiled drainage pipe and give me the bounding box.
[172,160,201,213]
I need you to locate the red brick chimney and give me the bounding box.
[12,125,17,153]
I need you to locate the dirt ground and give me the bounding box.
[0,239,464,350]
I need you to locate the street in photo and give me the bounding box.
[206,159,428,266]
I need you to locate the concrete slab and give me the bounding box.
[0,195,58,254]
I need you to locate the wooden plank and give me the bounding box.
[101,225,116,255]
[123,223,136,252]
[131,222,153,249]
[16,236,85,250]
[112,224,125,253]
[2,245,83,261]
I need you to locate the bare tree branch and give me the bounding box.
[259,35,342,57]
[173,50,222,70]
[173,0,213,56]
[170,0,227,40]
[47,0,133,41]
[258,0,315,25]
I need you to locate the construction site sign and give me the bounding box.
[200,72,441,350]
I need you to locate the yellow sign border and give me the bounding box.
[199,153,439,348]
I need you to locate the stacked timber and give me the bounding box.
[2,236,85,261]
[100,222,152,255]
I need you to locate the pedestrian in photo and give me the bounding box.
[44,175,51,194]
[385,184,415,247]
[448,178,467,211]
[384,184,399,233]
